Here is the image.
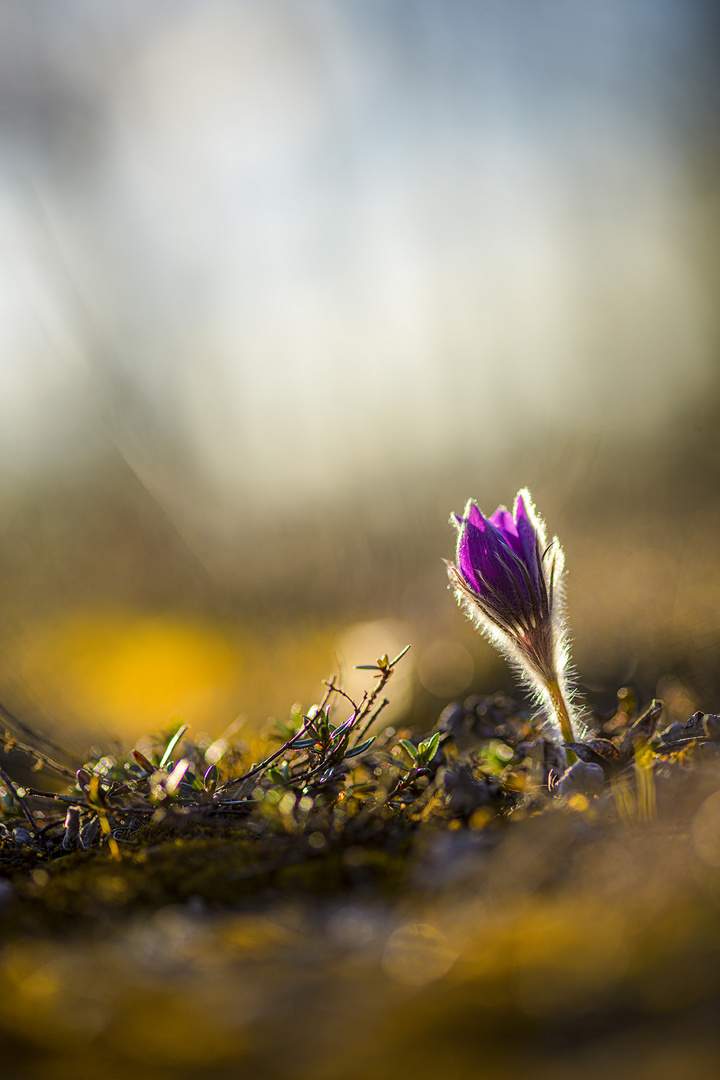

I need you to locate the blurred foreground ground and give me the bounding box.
[3,734,720,1080]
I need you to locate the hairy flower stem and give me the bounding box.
[545,677,576,766]
[545,678,574,743]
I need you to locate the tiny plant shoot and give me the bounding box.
[447,488,577,768]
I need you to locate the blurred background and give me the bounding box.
[1,0,719,751]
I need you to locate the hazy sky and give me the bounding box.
[0,0,718,511]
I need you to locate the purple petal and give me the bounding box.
[513,491,533,530]
[488,507,515,537]
[449,489,560,659]
[456,521,482,592]
[458,512,530,608]
[456,502,493,591]
[514,491,542,585]
[488,506,524,560]
[465,503,486,529]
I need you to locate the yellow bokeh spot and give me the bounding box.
[15,609,243,738]
[11,607,341,743]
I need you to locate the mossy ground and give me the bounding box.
[5,824,412,931]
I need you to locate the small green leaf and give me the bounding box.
[159,725,189,771]
[421,732,441,761]
[399,739,419,762]
[345,736,375,758]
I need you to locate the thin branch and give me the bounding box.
[0,766,42,841]
[215,716,317,795]
[352,697,390,749]
[0,701,78,770]
[1,733,77,779]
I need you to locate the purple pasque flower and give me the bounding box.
[447,489,575,752]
